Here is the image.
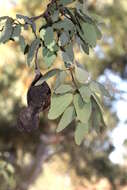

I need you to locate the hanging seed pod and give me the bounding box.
[17,106,39,132]
[27,72,51,112]
[17,72,51,132]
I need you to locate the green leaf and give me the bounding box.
[16,14,32,24]
[73,93,92,123]
[35,69,61,86]
[55,84,74,94]
[89,13,104,24]
[58,0,73,5]
[82,22,97,47]
[17,14,36,33]
[79,85,92,103]
[48,93,73,120]
[89,81,110,97]
[42,47,56,68]
[98,82,110,97]
[93,108,102,133]
[81,42,89,55]
[40,28,46,40]
[54,70,68,90]
[89,81,100,94]
[76,25,90,54]
[40,27,57,52]
[12,25,21,38]
[75,63,90,84]
[44,27,55,50]
[19,35,26,52]
[62,44,74,64]
[48,40,58,52]
[16,14,27,20]
[76,9,94,24]
[56,106,76,132]
[58,31,70,47]
[53,18,75,33]
[74,122,89,145]
[91,97,106,133]
[92,93,104,114]
[0,18,13,43]
[52,10,59,22]
[27,38,40,66]
[94,25,102,40]
[76,36,89,55]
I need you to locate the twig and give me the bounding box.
[69,68,78,89]
[30,13,45,21]
[30,0,58,22]
[35,45,40,73]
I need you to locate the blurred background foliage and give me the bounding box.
[0,0,127,190]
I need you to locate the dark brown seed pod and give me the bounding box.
[17,72,51,132]
[27,72,51,112]
[17,106,39,132]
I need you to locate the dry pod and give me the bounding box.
[27,72,51,112]
[17,106,39,132]
[17,72,51,132]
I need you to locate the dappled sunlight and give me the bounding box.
[0,0,127,190]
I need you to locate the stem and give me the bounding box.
[30,13,45,21]
[35,46,40,74]
[32,28,37,38]
[30,0,57,21]
[69,68,78,89]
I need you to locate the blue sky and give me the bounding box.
[99,69,127,164]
